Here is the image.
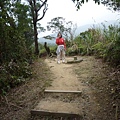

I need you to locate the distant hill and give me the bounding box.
[75,20,119,36]
[38,37,56,45]
[38,20,119,44]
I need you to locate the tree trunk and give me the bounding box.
[34,23,39,55]
[28,0,48,56]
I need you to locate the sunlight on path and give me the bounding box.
[44,57,86,91]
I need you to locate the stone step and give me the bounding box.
[31,110,81,118]
[31,100,83,118]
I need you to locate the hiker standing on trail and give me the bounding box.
[56,32,66,64]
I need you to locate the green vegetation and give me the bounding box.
[73,23,120,66]
[0,1,35,95]
[0,0,120,98]
[72,0,120,11]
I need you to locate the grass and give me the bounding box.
[0,58,53,120]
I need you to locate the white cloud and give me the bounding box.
[40,0,119,25]
[22,0,120,37]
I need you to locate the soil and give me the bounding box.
[0,56,119,120]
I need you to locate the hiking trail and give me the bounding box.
[31,56,102,119]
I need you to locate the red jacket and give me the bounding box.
[56,37,66,49]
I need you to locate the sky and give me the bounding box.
[22,0,120,37]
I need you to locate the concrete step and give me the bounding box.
[31,99,83,118]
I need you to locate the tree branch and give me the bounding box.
[37,0,48,12]
[37,3,48,21]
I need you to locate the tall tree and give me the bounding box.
[0,0,17,63]
[13,2,34,47]
[27,0,48,55]
[0,0,36,94]
[47,17,77,41]
[0,0,33,63]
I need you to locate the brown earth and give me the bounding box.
[0,56,119,120]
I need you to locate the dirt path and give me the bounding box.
[32,56,102,119]
[1,56,117,120]
[44,57,86,91]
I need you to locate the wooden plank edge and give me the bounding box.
[44,90,82,94]
[31,109,81,118]
[67,59,83,64]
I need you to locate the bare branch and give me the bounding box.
[37,0,48,12]
[37,3,48,21]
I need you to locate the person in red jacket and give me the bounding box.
[56,32,66,64]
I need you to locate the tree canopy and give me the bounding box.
[47,17,77,41]
[72,0,120,11]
